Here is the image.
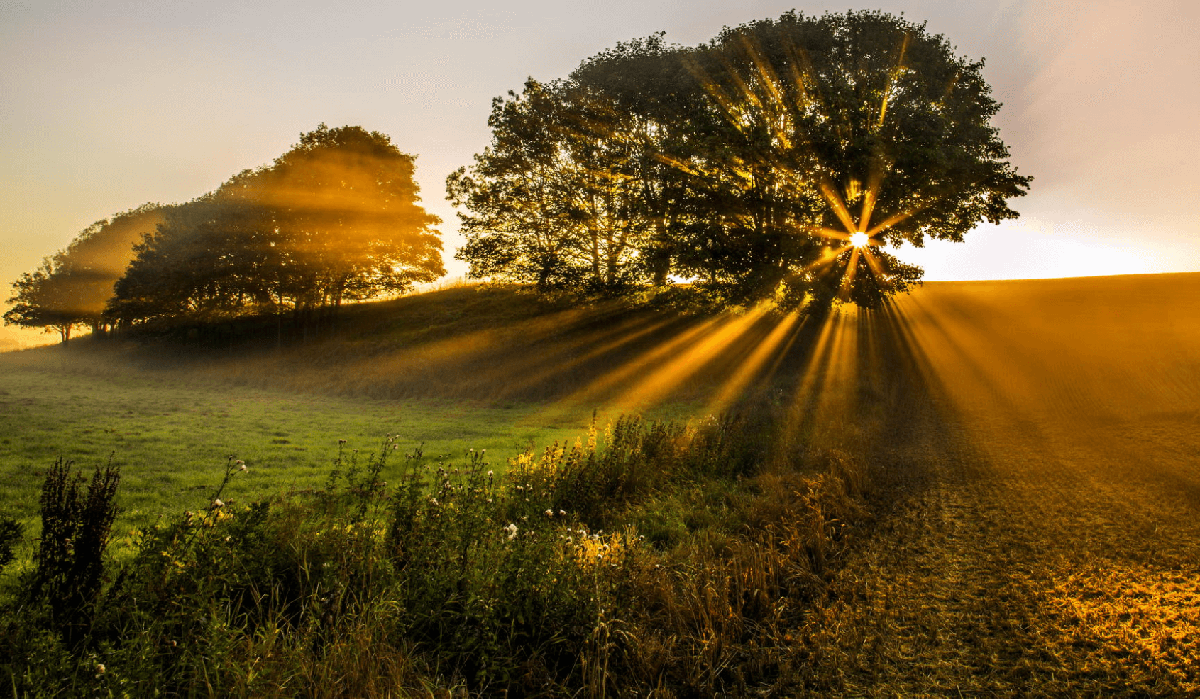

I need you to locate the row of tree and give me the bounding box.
[449,10,1031,308]
[7,10,1031,343]
[5,125,444,342]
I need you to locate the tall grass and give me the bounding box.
[0,410,870,697]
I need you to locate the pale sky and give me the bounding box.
[3,0,1198,345]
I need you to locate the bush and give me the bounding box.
[0,416,871,697]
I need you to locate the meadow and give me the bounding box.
[2,274,1199,696]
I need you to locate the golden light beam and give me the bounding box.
[876,32,910,130]
[838,246,862,300]
[738,32,794,150]
[605,305,772,409]
[816,227,855,242]
[682,56,752,135]
[704,310,802,415]
[770,310,861,462]
[476,314,675,398]
[537,314,729,417]
[859,244,887,279]
[864,210,914,238]
[818,176,861,235]
[800,243,852,276]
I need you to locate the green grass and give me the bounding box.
[0,362,703,550]
[0,287,725,560]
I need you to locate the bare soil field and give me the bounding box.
[799,273,1200,695]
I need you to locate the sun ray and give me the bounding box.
[534,314,730,420]
[838,246,862,300]
[487,315,677,398]
[605,305,771,409]
[704,310,802,415]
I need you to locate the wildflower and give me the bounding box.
[212,498,224,509]
[338,439,347,444]
[95,663,105,677]
[545,509,554,518]
[430,497,439,507]
[516,485,524,491]
[504,523,518,540]
[559,509,567,517]
[237,461,247,472]
[487,470,493,477]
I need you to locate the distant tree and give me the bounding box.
[451,10,1030,311]
[4,204,166,342]
[4,262,80,343]
[107,125,444,332]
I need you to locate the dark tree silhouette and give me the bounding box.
[452,10,1030,311]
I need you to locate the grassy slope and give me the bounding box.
[3,273,1200,694]
[0,285,733,553]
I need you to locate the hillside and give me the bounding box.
[2,272,1200,695]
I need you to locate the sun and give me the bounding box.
[850,232,870,248]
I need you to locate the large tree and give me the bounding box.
[452,10,1030,311]
[108,125,444,331]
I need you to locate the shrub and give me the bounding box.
[0,514,21,575]
[29,457,121,643]
[0,415,872,697]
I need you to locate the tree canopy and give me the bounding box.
[106,125,443,331]
[3,203,167,342]
[450,10,1031,311]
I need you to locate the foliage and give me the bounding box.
[106,124,444,332]
[451,10,1030,310]
[3,204,166,342]
[0,412,870,697]
[0,514,21,575]
[28,458,121,644]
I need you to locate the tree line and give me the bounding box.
[5,125,444,342]
[7,10,1030,343]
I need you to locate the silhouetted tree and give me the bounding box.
[4,204,166,342]
[448,80,595,291]
[452,10,1030,311]
[107,125,443,332]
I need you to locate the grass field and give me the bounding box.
[2,273,1199,695]
[0,286,726,556]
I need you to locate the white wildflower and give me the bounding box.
[504,523,518,541]
[212,498,224,509]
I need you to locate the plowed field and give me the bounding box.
[801,273,1200,695]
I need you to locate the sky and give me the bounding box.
[2,0,1198,345]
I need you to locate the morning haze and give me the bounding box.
[1,2,1199,696]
